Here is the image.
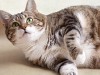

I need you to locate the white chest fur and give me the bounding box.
[24,39,47,61]
[14,31,48,63]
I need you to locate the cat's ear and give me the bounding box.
[0,10,12,28]
[25,0,37,12]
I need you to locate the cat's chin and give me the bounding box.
[16,29,31,38]
[13,32,32,45]
[19,32,32,40]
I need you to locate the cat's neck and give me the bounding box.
[15,30,48,52]
[19,31,49,61]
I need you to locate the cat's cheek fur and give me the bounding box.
[26,26,45,41]
[60,63,78,75]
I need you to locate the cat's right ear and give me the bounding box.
[0,10,12,28]
[25,0,38,12]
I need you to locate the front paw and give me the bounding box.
[75,51,86,65]
[70,47,85,61]
[62,72,77,75]
[60,64,78,75]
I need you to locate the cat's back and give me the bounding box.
[47,5,100,24]
[69,5,100,39]
[47,5,100,17]
[47,5,100,39]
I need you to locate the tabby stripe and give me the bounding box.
[68,34,75,36]
[67,37,74,40]
[58,31,63,37]
[65,26,81,35]
[55,59,73,73]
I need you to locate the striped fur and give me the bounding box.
[0,0,100,75]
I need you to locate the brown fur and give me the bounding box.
[0,0,100,75]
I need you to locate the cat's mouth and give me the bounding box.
[22,30,31,36]
[17,29,31,39]
[23,31,30,35]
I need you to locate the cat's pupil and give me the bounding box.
[27,17,33,24]
[12,22,20,27]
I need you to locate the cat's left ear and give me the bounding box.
[0,10,12,28]
[25,0,38,12]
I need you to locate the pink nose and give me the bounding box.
[21,24,27,29]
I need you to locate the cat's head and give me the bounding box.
[0,0,47,44]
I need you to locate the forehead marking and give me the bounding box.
[15,13,26,20]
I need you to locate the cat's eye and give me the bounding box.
[26,17,33,24]
[12,22,20,27]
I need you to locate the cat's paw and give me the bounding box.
[60,64,78,75]
[69,47,83,60]
[75,51,86,65]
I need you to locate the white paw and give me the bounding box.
[75,51,86,65]
[60,64,78,75]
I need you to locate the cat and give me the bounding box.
[0,0,100,75]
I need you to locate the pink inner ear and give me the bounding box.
[25,0,37,12]
[0,10,12,27]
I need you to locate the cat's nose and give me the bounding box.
[21,24,27,30]
[20,25,28,33]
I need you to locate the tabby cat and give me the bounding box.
[0,0,100,75]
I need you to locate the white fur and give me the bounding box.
[14,25,45,44]
[14,25,46,54]
[26,26,45,41]
[60,64,78,75]
[26,26,35,33]
[75,51,86,65]
[74,12,95,66]
[76,41,95,67]
[75,12,89,40]
[24,40,45,61]
[26,32,47,62]
[14,25,48,64]
[75,12,87,29]
[66,30,86,64]
[64,29,86,65]
[74,12,86,65]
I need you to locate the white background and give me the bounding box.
[0,0,100,15]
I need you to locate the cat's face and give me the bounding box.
[0,0,46,44]
[6,11,46,44]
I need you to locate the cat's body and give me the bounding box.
[0,0,100,75]
[47,6,100,68]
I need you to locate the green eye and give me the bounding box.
[12,22,20,27]
[27,17,33,24]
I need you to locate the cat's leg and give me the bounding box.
[54,58,78,75]
[42,47,78,75]
[64,29,85,63]
[43,48,78,75]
